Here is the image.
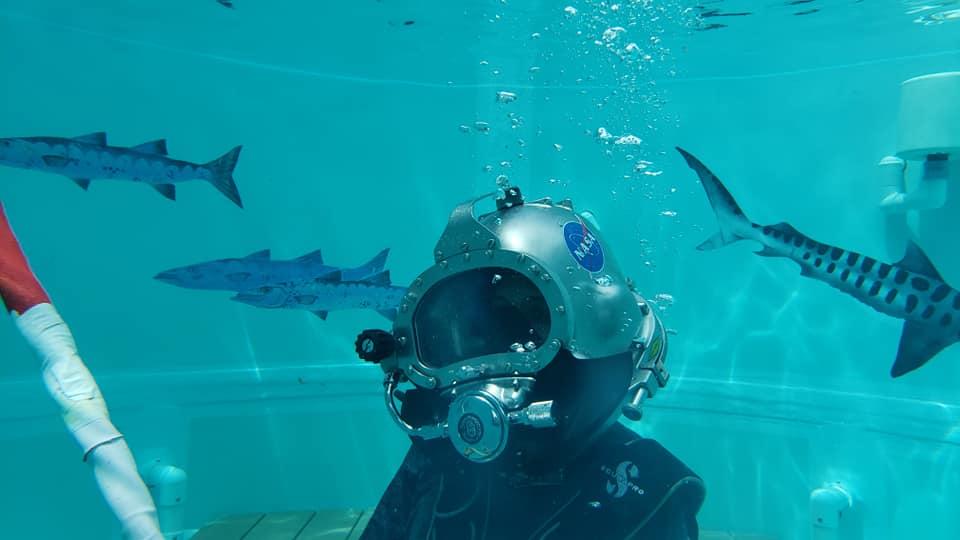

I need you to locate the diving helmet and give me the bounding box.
[356,187,670,464]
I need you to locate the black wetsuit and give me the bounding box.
[360,422,705,540]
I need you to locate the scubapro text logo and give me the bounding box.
[602,461,644,498]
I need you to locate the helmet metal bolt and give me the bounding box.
[400,303,409,312]
[464,252,471,261]
[440,261,449,270]
[555,305,565,314]
[486,239,496,248]
[485,249,494,257]
[461,242,470,252]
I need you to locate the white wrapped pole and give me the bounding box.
[0,202,163,540]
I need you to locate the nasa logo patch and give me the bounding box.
[563,221,604,273]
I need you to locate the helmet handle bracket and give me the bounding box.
[433,192,502,263]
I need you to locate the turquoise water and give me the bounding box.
[1,1,960,538]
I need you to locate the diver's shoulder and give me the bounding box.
[597,423,696,467]
[582,422,706,510]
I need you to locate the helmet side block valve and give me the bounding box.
[622,340,670,421]
[356,329,397,364]
[508,400,557,428]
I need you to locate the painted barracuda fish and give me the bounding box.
[677,147,960,378]
[154,248,390,293]
[0,132,243,207]
[231,270,406,321]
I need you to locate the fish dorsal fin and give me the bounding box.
[72,178,91,190]
[130,139,168,155]
[315,270,342,282]
[73,132,107,146]
[244,249,270,260]
[294,249,324,264]
[896,241,943,281]
[362,248,390,273]
[891,321,956,377]
[312,310,329,320]
[377,308,397,321]
[364,270,391,286]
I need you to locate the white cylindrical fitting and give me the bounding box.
[144,462,187,507]
[878,156,906,211]
[877,157,910,260]
[811,483,853,540]
[143,460,189,538]
[898,72,960,160]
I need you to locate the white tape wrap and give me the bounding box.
[14,303,123,456]
[14,303,162,539]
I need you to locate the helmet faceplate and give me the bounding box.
[386,192,646,390]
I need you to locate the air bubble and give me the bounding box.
[653,293,675,312]
[614,135,642,146]
[602,26,626,42]
[596,127,614,141]
[594,275,613,287]
[496,91,518,104]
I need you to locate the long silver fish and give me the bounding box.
[154,248,390,292]
[0,132,243,207]
[231,270,406,321]
[677,147,960,378]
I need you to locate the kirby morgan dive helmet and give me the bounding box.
[356,187,670,464]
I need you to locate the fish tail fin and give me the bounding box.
[676,147,754,251]
[205,145,243,208]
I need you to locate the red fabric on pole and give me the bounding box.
[0,202,50,314]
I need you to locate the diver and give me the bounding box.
[355,187,705,540]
